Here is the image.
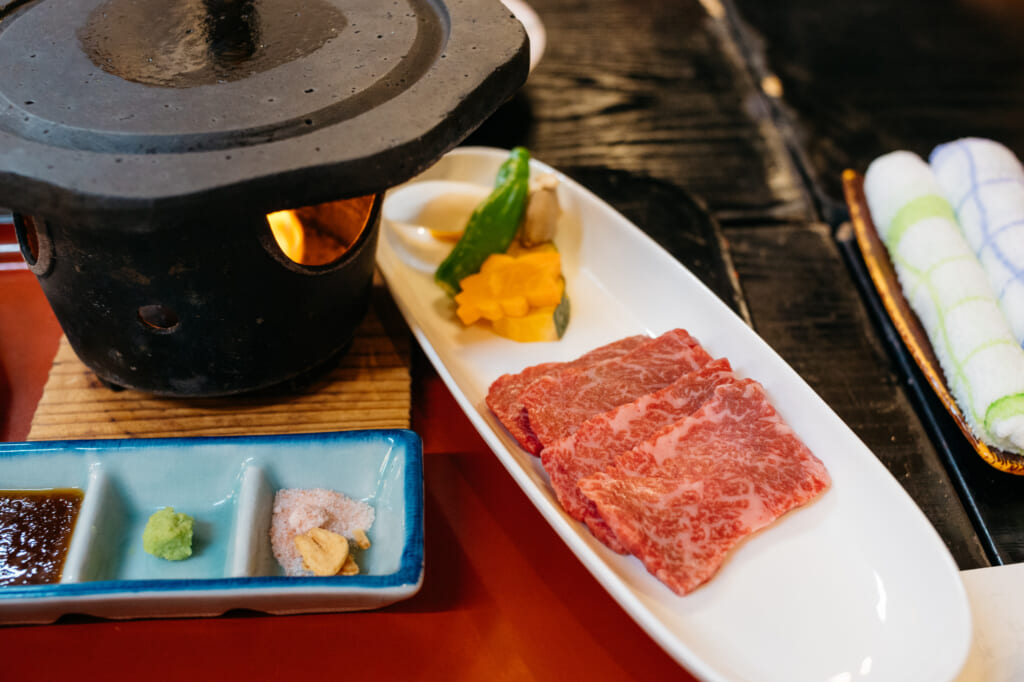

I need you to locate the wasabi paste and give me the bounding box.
[143,507,194,560]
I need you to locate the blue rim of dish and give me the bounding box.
[0,429,425,599]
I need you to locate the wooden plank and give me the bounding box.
[464,0,814,225]
[729,0,1024,214]
[27,304,411,441]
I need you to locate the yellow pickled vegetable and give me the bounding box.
[455,251,563,326]
[493,303,563,342]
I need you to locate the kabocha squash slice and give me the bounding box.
[455,251,564,325]
[492,291,570,342]
[454,248,570,342]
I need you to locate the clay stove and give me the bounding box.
[0,0,528,396]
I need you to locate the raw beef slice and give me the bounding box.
[521,328,712,450]
[541,358,735,553]
[486,335,649,454]
[578,380,831,595]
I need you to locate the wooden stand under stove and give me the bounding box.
[27,291,410,441]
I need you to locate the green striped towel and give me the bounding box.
[865,150,1024,453]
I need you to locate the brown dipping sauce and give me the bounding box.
[0,489,84,586]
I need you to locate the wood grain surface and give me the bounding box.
[27,300,410,441]
[731,0,1024,216]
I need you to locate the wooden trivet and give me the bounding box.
[28,297,411,441]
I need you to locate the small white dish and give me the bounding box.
[376,146,972,682]
[501,0,545,73]
[382,179,491,271]
[0,430,424,623]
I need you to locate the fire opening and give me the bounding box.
[267,194,376,266]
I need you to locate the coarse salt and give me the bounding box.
[270,488,375,576]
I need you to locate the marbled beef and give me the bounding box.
[541,358,735,553]
[578,380,830,595]
[520,329,712,450]
[486,335,649,454]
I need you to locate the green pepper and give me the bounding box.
[434,147,531,296]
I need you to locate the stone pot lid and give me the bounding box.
[0,0,528,228]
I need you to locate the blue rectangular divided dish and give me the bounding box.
[0,430,424,623]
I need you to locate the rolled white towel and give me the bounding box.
[930,137,1024,345]
[864,150,1024,452]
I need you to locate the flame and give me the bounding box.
[266,194,376,266]
[267,209,304,263]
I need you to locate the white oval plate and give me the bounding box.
[501,0,545,73]
[375,146,971,682]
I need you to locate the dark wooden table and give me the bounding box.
[4,0,1018,678]
[727,0,1024,564]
